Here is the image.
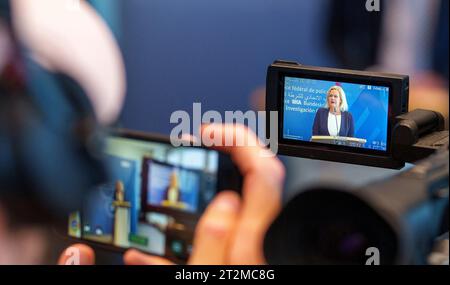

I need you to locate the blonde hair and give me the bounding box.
[325,86,349,112]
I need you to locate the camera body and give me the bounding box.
[266,60,409,169]
[264,61,449,264]
[264,146,449,265]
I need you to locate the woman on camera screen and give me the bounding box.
[312,86,355,138]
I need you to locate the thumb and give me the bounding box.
[124,249,175,265]
[58,244,95,265]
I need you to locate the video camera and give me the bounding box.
[264,60,449,265]
[265,60,447,169]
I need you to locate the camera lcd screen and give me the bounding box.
[282,76,390,152]
[67,134,233,261]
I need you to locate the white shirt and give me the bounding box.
[327,112,341,136]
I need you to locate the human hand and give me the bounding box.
[124,124,285,265]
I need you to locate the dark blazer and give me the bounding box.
[312,108,354,137]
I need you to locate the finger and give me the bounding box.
[58,244,95,265]
[189,191,241,265]
[123,249,175,265]
[200,124,284,186]
[201,124,265,174]
[201,124,285,264]
[229,172,282,264]
[201,123,284,222]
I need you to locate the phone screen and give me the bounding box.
[67,132,241,262]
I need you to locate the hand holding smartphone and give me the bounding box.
[63,129,242,263]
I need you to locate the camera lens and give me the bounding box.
[264,188,399,265]
[317,224,369,261]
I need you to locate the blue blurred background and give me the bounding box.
[118,0,335,134]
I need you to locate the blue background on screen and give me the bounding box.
[83,155,138,235]
[147,161,200,212]
[283,77,389,151]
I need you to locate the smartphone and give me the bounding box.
[61,129,242,263]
